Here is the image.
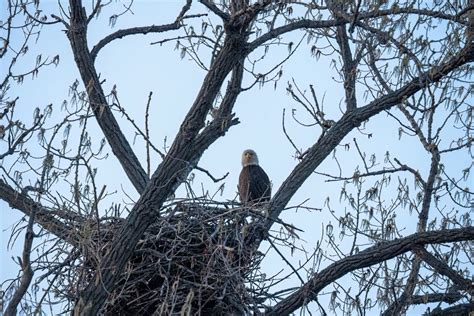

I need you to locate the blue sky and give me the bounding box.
[1,1,472,314]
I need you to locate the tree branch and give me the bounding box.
[367,39,458,315]
[410,292,464,305]
[73,15,251,316]
[248,19,344,52]
[194,55,244,146]
[0,179,83,246]
[90,23,181,61]
[428,303,474,315]
[4,202,36,316]
[331,4,357,111]
[68,0,149,194]
[414,246,472,291]
[266,227,474,315]
[467,0,474,46]
[90,0,193,60]
[248,7,463,52]
[383,134,441,316]
[199,0,229,21]
[0,115,44,160]
[249,40,474,252]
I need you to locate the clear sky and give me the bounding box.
[1,1,472,314]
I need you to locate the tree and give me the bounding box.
[1,0,473,315]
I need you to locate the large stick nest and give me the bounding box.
[70,200,269,315]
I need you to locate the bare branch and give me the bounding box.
[21,5,63,25]
[366,46,430,151]
[4,202,36,316]
[393,158,426,187]
[194,166,229,183]
[2,1,472,314]
[0,115,44,160]
[86,0,103,23]
[428,303,474,315]
[145,91,152,177]
[0,179,83,245]
[330,4,357,111]
[193,55,245,146]
[410,292,464,305]
[249,19,344,52]
[112,92,165,159]
[383,137,441,316]
[253,44,474,251]
[249,7,464,52]
[318,166,421,184]
[268,238,305,285]
[90,23,182,61]
[199,0,229,21]
[73,16,251,315]
[68,0,149,194]
[414,246,472,291]
[266,227,474,315]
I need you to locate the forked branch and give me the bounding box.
[90,0,195,61]
[73,12,253,314]
[267,227,474,315]
[68,0,149,194]
[252,41,474,252]
[0,179,84,245]
[4,204,36,316]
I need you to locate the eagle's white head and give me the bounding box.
[242,149,259,167]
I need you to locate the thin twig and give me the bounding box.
[4,208,36,316]
[145,91,153,177]
[194,165,229,183]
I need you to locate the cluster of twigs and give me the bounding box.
[66,200,269,315]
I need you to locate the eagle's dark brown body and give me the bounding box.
[238,164,271,205]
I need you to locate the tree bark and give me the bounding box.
[72,9,252,315]
[267,227,474,315]
[68,0,149,194]
[415,246,472,291]
[251,44,474,251]
[0,179,83,245]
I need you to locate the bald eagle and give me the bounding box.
[238,149,271,205]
